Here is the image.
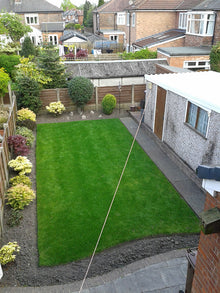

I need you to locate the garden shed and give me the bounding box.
[144,71,220,172]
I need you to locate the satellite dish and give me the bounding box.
[129,0,134,5]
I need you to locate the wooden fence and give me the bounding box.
[0,90,17,238]
[40,84,146,112]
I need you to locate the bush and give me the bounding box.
[16,118,36,131]
[8,156,32,175]
[7,209,23,227]
[0,54,20,79]
[210,42,220,72]
[16,126,34,147]
[20,37,36,57]
[10,174,32,188]
[102,94,117,115]
[121,48,157,60]
[16,76,42,114]
[76,49,88,59]
[0,109,8,129]
[8,135,29,156]
[46,101,65,115]
[17,108,36,122]
[6,184,35,210]
[68,76,94,107]
[0,242,20,265]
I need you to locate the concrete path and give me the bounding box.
[120,116,205,216]
[1,249,187,293]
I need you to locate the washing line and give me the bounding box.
[78,88,152,293]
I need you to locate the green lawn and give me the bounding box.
[36,119,200,266]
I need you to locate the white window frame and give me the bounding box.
[186,11,215,36]
[183,60,210,70]
[25,13,39,25]
[132,12,135,27]
[109,35,118,42]
[178,12,187,29]
[186,101,210,137]
[127,13,130,26]
[117,12,125,25]
[49,34,58,45]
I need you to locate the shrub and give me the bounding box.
[17,108,36,122]
[0,68,10,102]
[6,184,35,210]
[10,174,32,188]
[74,24,81,30]
[16,126,34,147]
[7,209,23,227]
[8,135,29,156]
[16,119,36,131]
[46,101,65,115]
[16,76,42,114]
[68,76,94,108]
[76,49,88,59]
[8,156,32,175]
[102,94,117,115]
[210,42,220,72]
[0,109,8,129]
[121,48,157,60]
[20,37,36,57]
[0,54,20,79]
[0,242,20,265]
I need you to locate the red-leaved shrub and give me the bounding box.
[8,135,29,156]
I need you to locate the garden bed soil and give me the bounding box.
[0,110,200,287]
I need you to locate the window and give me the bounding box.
[186,102,209,136]
[25,14,39,25]
[49,35,58,45]
[127,13,130,26]
[184,60,210,71]
[127,12,135,27]
[117,13,125,25]
[179,13,187,29]
[110,35,118,42]
[186,12,215,36]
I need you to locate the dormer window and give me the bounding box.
[186,12,215,36]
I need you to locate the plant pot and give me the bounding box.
[0,129,4,136]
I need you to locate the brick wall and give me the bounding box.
[99,13,116,30]
[185,34,213,47]
[191,191,220,293]
[149,37,185,52]
[213,11,220,44]
[157,52,209,68]
[42,32,63,44]
[136,11,176,40]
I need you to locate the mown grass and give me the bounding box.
[36,119,200,266]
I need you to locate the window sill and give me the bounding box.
[184,122,207,140]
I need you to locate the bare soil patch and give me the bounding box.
[0,110,199,287]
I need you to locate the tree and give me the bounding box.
[37,43,67,89]
[83,1,92,26]
[210,42,220,72]
[68,76,94,108]
[0,13,31,43]
[61,0,76,11]
[98,0,105,7]
[20,37,36,58]
[0,68,10,104]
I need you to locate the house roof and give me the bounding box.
[65,59,168,79]
[60,30,106,43]
[0,0,63,13]
[126,0,204,11]
[192,0,220,11]
[133,29,185,49]
[145,71,220,113]
[94,0,130,13]
[157,46,211,56]
[41,22,64,32]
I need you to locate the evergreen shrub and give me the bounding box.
[102,94,116,115]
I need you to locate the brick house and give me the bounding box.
[0,0,64,45]
[191,168,220,293]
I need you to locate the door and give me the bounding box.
[154,86,166,140]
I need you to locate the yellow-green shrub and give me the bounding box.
[0,242,20,265]
[46,101,65,115]
[17,108,36,122]
[102,94,116,115]
[8,156,32,175]
[7,184,35,210]
[16,126,34,147]
[9,174,32,188]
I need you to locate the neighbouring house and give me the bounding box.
[144,71,220,174]
[62,9,83,25]
[0,0,64,45]
[190,167,220,293]
[157,46,211,70]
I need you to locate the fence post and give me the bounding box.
[131,84,135,105]
[56,88,60,101]
[95,86,98,111]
